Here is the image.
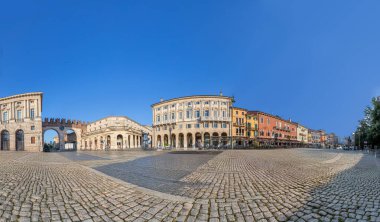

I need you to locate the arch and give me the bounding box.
[117,134,123,149]
[163,134,169,147]
[195,133,202,148]
[100,136,104,150]
[106,135,111,150]
[187,133,193,148]
[204,133,211,149]
[157,135,162,147]
[128,135,131,148]
[178,133,184,148]
[1,130,10,151]
[94,137,98,150]
[212,132,219,148]
[221,132,228,146]
[171,134,176,148]
[15,130,24,151]
[43,129,60,152]
[64,129,77,151]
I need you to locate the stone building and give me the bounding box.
[0,92,43,152]
[152,95,233,149]
[80,116,152,150]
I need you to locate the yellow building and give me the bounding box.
[246,112,258,145]
[232,107,247,146]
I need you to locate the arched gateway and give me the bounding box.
[42,118,85,152]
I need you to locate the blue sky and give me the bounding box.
[1,0,380,139]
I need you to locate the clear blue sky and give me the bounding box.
[1,1,380,138]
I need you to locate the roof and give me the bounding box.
[151,95,233,107]
[248,110,297,125]
[89,115,144,127]
[0,92,43,102]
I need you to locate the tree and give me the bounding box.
[355,97,380,148]
[369,98,380,147]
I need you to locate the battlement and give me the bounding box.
[43,118,89,127]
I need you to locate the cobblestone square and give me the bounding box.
[0,149,379,222]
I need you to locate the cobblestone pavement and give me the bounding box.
[0,149,379,222]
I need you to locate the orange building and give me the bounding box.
[248,111,298,147]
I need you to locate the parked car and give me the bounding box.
[336,145,343,150]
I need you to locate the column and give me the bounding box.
[184,134,188,150]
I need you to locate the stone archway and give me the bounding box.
[178,133,184,148]
[1,130,10,151]
[15,129,24,151]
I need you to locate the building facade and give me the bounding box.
[232,107,247,146]
[249,111,298,147]
[296,123,308,144]
[309,129,321,147]
[152,95,233,149]
[80,116,151,150]
[0,92,43,152]
[246,112,258,146]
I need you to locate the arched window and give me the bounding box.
[1,130,10,151]
[15,130,24,151]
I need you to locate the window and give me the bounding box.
[195,124,200,128]
[186,110,191,118]
[31,137,36,144]
[171,104,176,108]
[267,118,270,124]
[214,111,218,117]
[164,105,168,109]
[204,110,209,117]
[236,111,238,114]
[195,110,200,118]
[156,115,161,122]
[187,102,192,106]
[236,128,239,134]
[17,110,22,120]
[179,112,183,119]
[3,112,8,121]
[164,114,168,121]
[179,124,183,129]
[196,101,200,105]
[204,101,209,105]
[213,123,218,128]
[156,108,161,111]
[204,123,209,128]
[31,126,35,130]
[260,117,263,123]
[186,124,192,128]
[222,123,227,128]
[30,108,35,119]
[171,113,175,120]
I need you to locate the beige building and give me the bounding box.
[296,123,308,144]
[152,95,233,149]
[0,92,43,152]
[80,116,151,150]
